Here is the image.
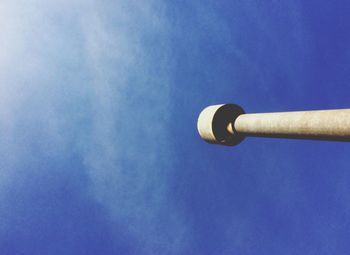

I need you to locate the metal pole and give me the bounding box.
[197,104,350,146]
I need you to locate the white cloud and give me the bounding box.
[0,0,189,253]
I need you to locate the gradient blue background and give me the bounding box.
[1,1,350,254]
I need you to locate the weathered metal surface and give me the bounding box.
[197,104,350,146]
[234,109,350,141]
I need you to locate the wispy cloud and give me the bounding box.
[79,1,190,253]
[0,0,189,253]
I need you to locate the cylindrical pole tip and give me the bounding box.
[197,104,245,146]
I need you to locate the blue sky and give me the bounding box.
[1,1,350,254]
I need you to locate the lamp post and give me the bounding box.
[197,104,350,146]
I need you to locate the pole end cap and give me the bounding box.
[197,104,245,146]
